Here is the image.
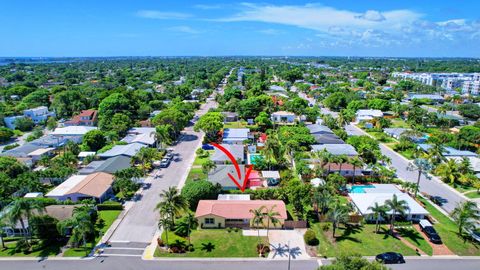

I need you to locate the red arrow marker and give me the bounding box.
[210,142,253,192]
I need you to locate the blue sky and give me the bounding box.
[0,0,479,57]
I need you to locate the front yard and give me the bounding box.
[313,223,418,257]
[418,197,480,256]
[155,229,266,258]
[63,210,121,257]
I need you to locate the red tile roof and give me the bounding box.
[195,200,287,219]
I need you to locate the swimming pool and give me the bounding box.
[248,153,264,165]
[350,185,375,193]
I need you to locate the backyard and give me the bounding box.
[313,223,419,257]
[155,229,266,257]
[418,197,480,256]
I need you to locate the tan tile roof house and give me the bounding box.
[195,200,287,229]
[46,172,114,202]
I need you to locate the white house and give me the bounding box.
[51,126,98,143]
[349,184,428,222]
[222,128,251,144]
[356,109,384,122]
[271,111,296,124]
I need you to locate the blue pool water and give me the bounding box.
[249,154,264,165]
[350,185,375,193]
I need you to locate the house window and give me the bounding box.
[205,218,215,224]
[226,219,244,222]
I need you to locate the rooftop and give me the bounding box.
[311,144,358,156]
[195,200,288,219]
[52,126,97,136]
[211,144,244,163]
[98,143,146,158]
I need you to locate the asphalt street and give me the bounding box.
[107,97,217,244]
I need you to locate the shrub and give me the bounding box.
[226,227,232,233]
[304,229,319,246]
[322,223,330,231]
[97,202,123,210]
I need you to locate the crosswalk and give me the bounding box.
[100,241,149,257]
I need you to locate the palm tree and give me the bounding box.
[335,154,348,173]
[153,124,173,150]
[6,198,45,245]
[184,212,197,245]
[57,210,94,255]
[312,187,332,217]
[450,201,480,237]
[156,187,189,225]
[249,206,266,244]
[328,202,349,238]
[201,159,217,175]
[0,219,6,249]
[158,215,174,249]
[436,159,461,186]
[384,194,410,234]
[349,157,363,185]
[264,206,280,237]
[406,158,433,197]
[367,202,388,233]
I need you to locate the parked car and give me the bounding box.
[159,158,171,168]
[419,219,442,244]
[202,144,214,150]
[467,229,480,243]
[165,152,174,160]
[430,196,447,206]
[375,252,405,264]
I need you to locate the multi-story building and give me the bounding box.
[462,80,480,95]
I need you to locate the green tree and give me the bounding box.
[264,205,280,237]
[174,212,198,245]
[384,194,410,234]
[201,159,216,175]
[194,112,224,142]
[249,206,266,244]
[158,215,174,249]
[328,201,350,238]
[14,117,34,131]
[82,129,106,151]
[367,202,388,233]
[435,159,461,186]
[156,187,189,225]
[406,158,433,197]
[0,127,14,143]
[154,124,174,149]
[58,209,95,254]
[450,201,480,237]
[6,198,45,246]
[181,180,221,210]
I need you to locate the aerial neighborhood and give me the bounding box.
[0,57,479,269]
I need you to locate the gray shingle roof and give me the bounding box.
[311,144,358,156]
[306,124,334,135]
[208,165,246,189]
[98,143,146,158]
[211,144,245,163]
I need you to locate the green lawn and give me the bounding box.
[313,223,417,257]
[418,197,480,256]
[155,229,265,257]
[186,168,207,183]
[391,119,410,128]
[63,210,121,257]
[398,149,416,160]
[464,191,480,199]
[0,241,62,257]
[366,131,396,143]
[223,121,258,129]
[396,227,433,256]
[193,150,214,166]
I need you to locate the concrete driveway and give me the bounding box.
[267,229,310,260]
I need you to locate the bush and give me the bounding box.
[97,202,123,210]
[3,143,19,151]
[226,227,232,233]
[304,229,319,246]
[322,223,330,231]
[181,180,221,210]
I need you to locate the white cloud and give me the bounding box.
[258,28,281,35]
[136,10,192,20]
[220,3,421,33]
[167,26,201,34]
[194,4,223,10]
[218,3,478,48]
[355,10,386,22]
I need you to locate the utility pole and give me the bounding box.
[287,240,291,270]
